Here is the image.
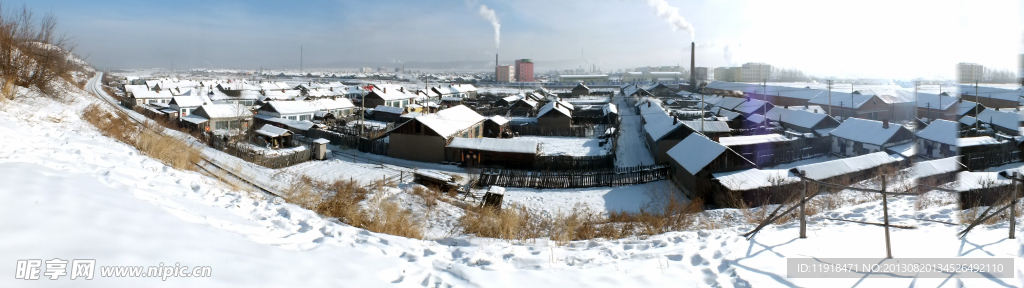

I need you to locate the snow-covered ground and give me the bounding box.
[612,96,656,167]
[502,181,681,215]
[1,74,1022,287]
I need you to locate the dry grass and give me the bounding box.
[292,176,424,239]
[458,193,703,243]
[81,103,200,171]
[408,185,440,209]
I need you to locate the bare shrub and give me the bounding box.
[0,4,77,100]
[362,194,423,239]
[408,185,439,208]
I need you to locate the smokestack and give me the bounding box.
[690,42,696,92]
[496,54,499,67]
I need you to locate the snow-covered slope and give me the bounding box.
[0,76,1022,287]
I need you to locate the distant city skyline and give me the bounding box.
[12,0,1020,80]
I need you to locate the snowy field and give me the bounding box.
[502,181,681,215]
[0,75,1021,287]
[516,136,612,157]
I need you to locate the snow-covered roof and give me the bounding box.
[374,105,404,115]
[644,113,684,141]
[131,90,173,99]
[793,152,902,181]
[255,124,292,138]
[718,134,791,147]
[538,101,572,118]
[261,89,301,101]
[170,95,206,108]
[829,118,907,146]
[886,142,916,158]
[959,115,978,127]
[488,115,509,126]
[957,100,980,116]
[447,138,538,154]
[764,107,831,130]
[955,171,1011,191]
[414,105,486,138]
[667,134,727,174]
[603,103,618,115]
[958,84,1023,102]
[746,113,766,124]
[679,121,732,133]
[311,98,354,111]
[915,119,958,146]
[369,86,416,101]
[265,101,317,115]
[909,91,958,110]
[732,99,770,115]
[807,91,877,109]
[198,104,250,119]
[712,169,799,191]
[913,156,963,179]
[975,109,1021,131]
[957,136,1001,147]
[180,114,208,124]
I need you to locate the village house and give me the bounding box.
[363,86,417,109]
[310,98,355,120]
[718,134,799,167]
[373,105,405,123]
[828,118,915,157]
[444,137,538,169]
[253,124,294,149]
[571,83,591,97]
[645,83,674,97]
[536,101,573,130]
[914,92,959,121]
[125,89,174,108]
[431,84,479,99]
[256,101,318,122]
[974,109,1022,136]
[958,85,1021,109]
[958,100,984,119]
[185,103,253,133]
[508,99,539,116]
[667,133,756,202]
[168,95,209,119]
[483,116,510,138]
[807,91,898,122]
[388,105,487,163]
[915,119,959,159]
[764,106,840,136]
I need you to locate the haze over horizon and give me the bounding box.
[15,0,1021,80]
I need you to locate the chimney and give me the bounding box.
[496,54,499,67]
[673,116,678,125]
[647,101,651,108]
[689,42,696,92]
[882,119,889,129]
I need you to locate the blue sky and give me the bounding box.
[11,0,1021,79]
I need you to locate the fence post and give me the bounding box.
[799,170,807,239]
[881,176,892,259]
[1012,172,1018,240]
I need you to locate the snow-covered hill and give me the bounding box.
[0,75,1021,287]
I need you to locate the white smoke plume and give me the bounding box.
[638,0,695,40]
[478,5,501,48]
[465,0,501,49]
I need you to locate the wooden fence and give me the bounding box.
[210,139,312,169]
[962,149,1022,171]
[307,128,389,155]
[509,124,609,138]
[477,164,669,189]
[534,155,614,170]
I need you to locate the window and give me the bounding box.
[300,115,310,121]
[215,121,228,130]
[475,125,480,137]
[181,109,188,115]
[229,121,241,130]
[288,116,297,120]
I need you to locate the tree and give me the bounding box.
[0,4,76,101]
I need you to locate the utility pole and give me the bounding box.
[763,78,767,127]
[914,81,918,121]
[827,80,833,117]
[300,46,304,74]
[360,88,366,135]
[975,81,979,130]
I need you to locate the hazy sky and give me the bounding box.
[12,0,1021,79]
